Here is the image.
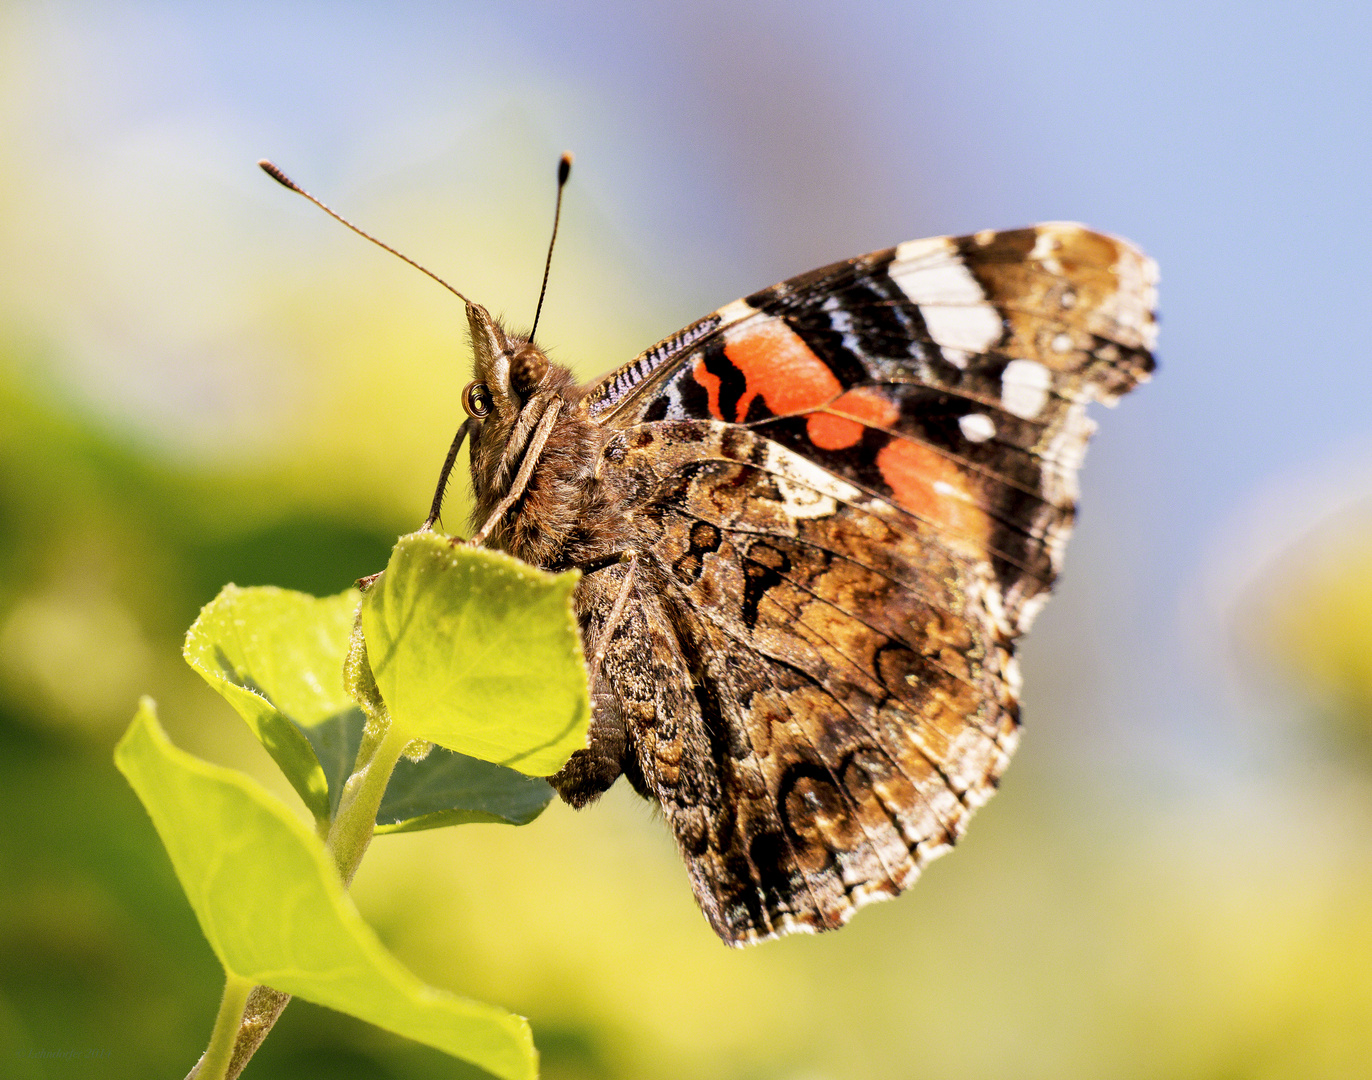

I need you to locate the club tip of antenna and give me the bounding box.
[558,152,573,186]
[258,159,292,188]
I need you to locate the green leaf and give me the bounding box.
[184,585,358,822]
[377,747,554,833]
[187,583,557,832]
[361,533,590,777]
[115,700,538,1080]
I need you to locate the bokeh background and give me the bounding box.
[3,2,1371,1077]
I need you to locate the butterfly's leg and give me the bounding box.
[469,400,563,547]
[588,550,639,684]
[420,418,473,531]
[549,551,638,807]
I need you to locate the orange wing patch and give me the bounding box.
[704,319,986,545]
[806,387,898,450]
[695,319,842,423]
[876,438,990,547]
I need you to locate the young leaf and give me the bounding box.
[115,700,538,1080]
[184,585,358,822]
[361,533,590,776]
[187,583,557,831]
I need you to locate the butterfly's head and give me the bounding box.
[461,301,550,431]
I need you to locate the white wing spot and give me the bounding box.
[1051,332,1073,353]
[890,249,985,304]
[1001,358,1052,419]
[762,441,861,520]
[893,236,955,263]
[1029,225,1071,274]
[959,413,996,442]
[920,303,1002,353]
[775,475,838,519]
[889,244,1003,353]
[1002,654,1023,696]
[1015,591,1051,633]
[714,297,759,324]
[941,347,969,369]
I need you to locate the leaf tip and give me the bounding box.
[114,697,182,796]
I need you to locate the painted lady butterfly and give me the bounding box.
[263,154,1156,944]
[447,219,1156,945]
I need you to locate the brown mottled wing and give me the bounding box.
[586,224,1156,943]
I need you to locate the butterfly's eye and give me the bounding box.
[462,381,494,418]
[509,342,549,397]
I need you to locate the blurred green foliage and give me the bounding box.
[0,340,399,1077]
[1251,522,1372,752]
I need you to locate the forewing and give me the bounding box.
[587,223,1154,422]
[588,223,1156,630]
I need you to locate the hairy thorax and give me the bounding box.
[467,363,643,570]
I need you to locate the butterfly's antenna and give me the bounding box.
[529,151,573,343]
[258,159,473,306]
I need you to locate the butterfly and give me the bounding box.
[438,220,1157,946]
